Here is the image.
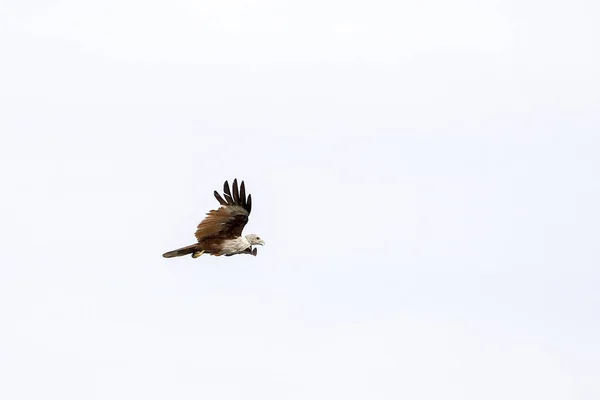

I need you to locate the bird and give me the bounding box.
[162,179,265,259]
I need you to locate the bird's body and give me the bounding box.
[162,179,264,259]
[219,236,252,254]
[195,235,252,256]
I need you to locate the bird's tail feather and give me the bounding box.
[162,243,202,258]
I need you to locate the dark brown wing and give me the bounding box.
[195,179,252,242]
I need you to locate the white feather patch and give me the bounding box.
[221,236,251,255]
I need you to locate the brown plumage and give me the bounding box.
[163,179,263,259]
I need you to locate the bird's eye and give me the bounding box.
[256,237,260,240]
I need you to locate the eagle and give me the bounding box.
[162,179,265,259]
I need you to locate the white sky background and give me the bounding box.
[1,0,599,398]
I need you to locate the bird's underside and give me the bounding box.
[225,247,258,257]
[163,242,258,258]
[163,237,254,258]
[162,179,263,259]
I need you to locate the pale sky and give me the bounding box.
[1,1,599,399]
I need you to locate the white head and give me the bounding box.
[245,234,265,246]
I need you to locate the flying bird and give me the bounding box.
[162,179,265,259]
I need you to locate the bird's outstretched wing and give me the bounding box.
[194,179,252,242]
